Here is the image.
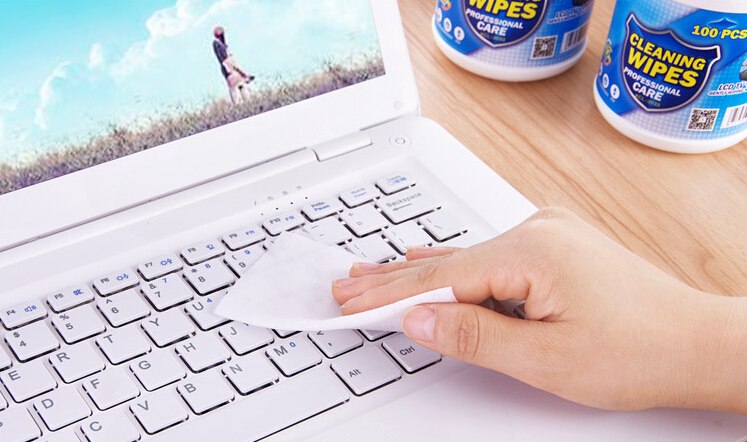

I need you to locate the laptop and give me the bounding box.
[0,1,745,441]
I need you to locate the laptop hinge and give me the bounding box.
[311,131,372,161]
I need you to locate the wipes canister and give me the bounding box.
[433,0,596,81]
[594,0,747,153]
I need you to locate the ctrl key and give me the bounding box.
[0,407,42,442]
[331,346,401,396]
[383,333,441,373]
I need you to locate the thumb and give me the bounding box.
[401,303,553,377]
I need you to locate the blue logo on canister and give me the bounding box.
[623,15,721,112]
[463,0,549,47]
[594,0,747,153]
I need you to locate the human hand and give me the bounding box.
[332,207,747,413]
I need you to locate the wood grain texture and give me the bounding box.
[399,0,747,296]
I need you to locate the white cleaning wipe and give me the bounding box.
[215,232,456,332]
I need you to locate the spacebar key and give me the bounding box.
[165,367,349,441]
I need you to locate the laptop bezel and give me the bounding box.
[0,0,417,251]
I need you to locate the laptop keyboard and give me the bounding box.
[0,172,470,442]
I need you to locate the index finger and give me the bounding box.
[341,235,533,315]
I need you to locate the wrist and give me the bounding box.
[685,291,747,414]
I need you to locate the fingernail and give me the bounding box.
[341,296,359,310]
[402,307,436,342]
[333,278,355,288]
[353,262,379,272]
[406,246,430,253]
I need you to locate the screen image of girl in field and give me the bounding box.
[0,0,384,195]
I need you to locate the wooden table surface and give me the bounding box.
[399,0,747,297]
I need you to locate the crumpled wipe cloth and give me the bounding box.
[215,232,456,331]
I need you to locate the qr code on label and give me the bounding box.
[687,108,719,132]
[531,36,557,60]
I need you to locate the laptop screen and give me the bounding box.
[0,0,384,196]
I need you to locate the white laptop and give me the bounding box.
[0,1,745,441]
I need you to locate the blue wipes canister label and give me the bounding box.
[435,0,595,66]
[596,0,747,139]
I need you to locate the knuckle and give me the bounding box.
[453,309,483,361]
[414,258,444,288]
[531,206,573,221]
[523,207,575,239]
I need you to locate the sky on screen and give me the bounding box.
[0,0,380,166]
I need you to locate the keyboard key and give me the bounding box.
[419,210,468,241]
[1,359,57,402]
[262,237,277,251]
[309,330,363,358]
[262,211,304,236]
[82,367,140,410]
[303,217,353,245]
[273,329,299,338]
[47,285,95,313]
[0,408,42,442]
[223,353,279,395]
[360,329,393,341]
[137,253,183,281]
[177,370,234,414]
[92,269,138,296]
[49,343,105,383]
[141,274,194,311]
[44,429,81,442]
[346,236,397,264]
[383,221,434,254]
[331,346,401,396]
[34,387,91,431]
[130,389,188,434]
[184,292,229,330]
[97,289,150,327]
[340,205,388,237]
[378,189,439,224]
[0,346,11,370]
[267,338,321,377]
[81,410,141,442]
[219,322,274,355]
[376,173,414,194]
[181,240,225,265]
[383,333,442,373]
[163,369,349,441]
[0,393,5,411]
[142,309,195,347]
[130,351,186,391]
[340,184,379,208]
[184,258,235,295]
[51,304,106,344]
[441,231,480,249]
[224,245,264,276]
[0,300,47,329]
[222,224,266,250]
[6,321,60,361]
[175,333,231,373]
[96,325,151,364]
[302,199,343,221]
